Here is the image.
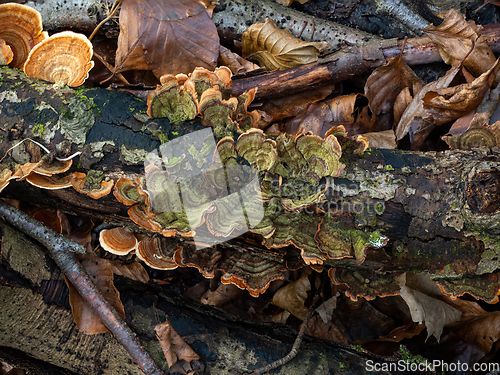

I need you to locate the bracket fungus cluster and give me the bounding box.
[109,117,384,295]
[0,154,114,200]
[0,3,47,68]
[147,66,261,136]
[0,3,93,86]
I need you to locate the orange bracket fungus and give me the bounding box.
[23,31,94,87]
[0,3,47,68]
[99,227,138,256]
[71,171,114,199]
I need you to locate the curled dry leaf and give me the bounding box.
[365,53,422,130]
[218,45,260,74]
[110,261,150,284]
[272,273,311,320]
[424,9,498,82]
[283,94,368,137]
[242,18,330,71]
[115,0,219,78]
[155,319,200,373]
[66,254,126,335]
[398,273,462,342]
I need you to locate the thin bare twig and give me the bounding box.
[0,200,165,375]
[251,294,321,375]
[89,0,122,41]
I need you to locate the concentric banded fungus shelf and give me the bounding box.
[0,67,500,302]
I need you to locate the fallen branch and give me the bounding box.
[0,199,165,375]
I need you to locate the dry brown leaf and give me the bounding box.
[155,319,200,374]
[115,0,219,78]
[110,260,150,284]
[424,9,497,81]
[395,64,460,147]
[361,130,397,149]
[283,93,368,137]
[365,54,422,129]
[66,254,126,335]
[200,283,246,307]
[260,83,337,123]
[305,314,349,343]
[242,18,330,71]
[218,45,260,74]
[398,273,462,342]
[272,273,311,320]
[422,59,500,126]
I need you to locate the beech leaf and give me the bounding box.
[66,254,126,335]
[424,9,498,81]
[155,319,200,374]
[398,273,462,342]
[395,64,460,147]
[115,0,219,78]
[242,18,330,71]
[272,273,311,320]
[365,54,422,128]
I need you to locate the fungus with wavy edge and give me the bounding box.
[261,207,325,265]
[434,273,500,304]
[205,194,249,237]
[0,39,13,65]
[128,204,162,233]
[328,268,401,301]
[442,122,500,150]
[11,162,40,181]
[113,178,145,206]
[136,237,178,270]
[71,171,114,199]
[26,173,73,190]
[99,227,138,256]
[218,251,286,297]
[0,3,47,68]
[215,136,238,165]
[23,31,94,87]
[173,241,221,278]
[295,133,343,180]
[33,158,72,176]
[199,87,239,135]
[236,128,277,172]
[316,216,388,265]
[325,125,369,155]
[147,74,198,124]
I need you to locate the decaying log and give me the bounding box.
[0,67,499,281]
[0,221,411,375]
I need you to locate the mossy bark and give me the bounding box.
[0,68,499,373]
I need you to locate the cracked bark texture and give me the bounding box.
[0,67,499,373]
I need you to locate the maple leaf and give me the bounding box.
[115,0,219,78]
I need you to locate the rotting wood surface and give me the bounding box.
[0,67,499,289]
